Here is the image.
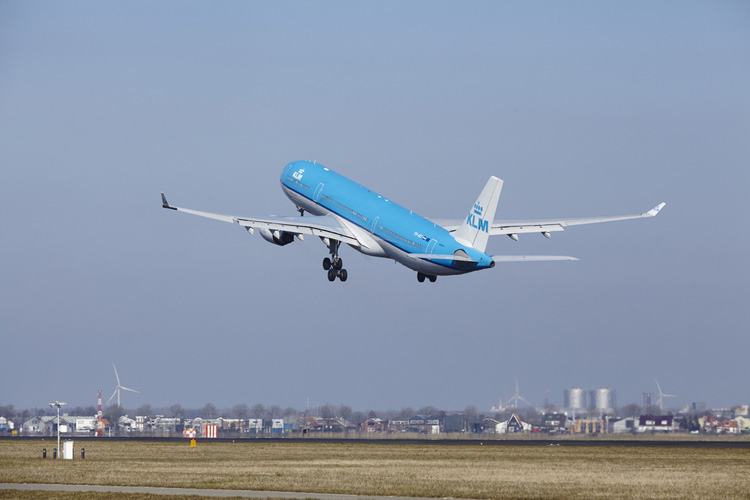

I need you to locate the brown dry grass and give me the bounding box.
[1,440,749,499]
[0,493,262,500]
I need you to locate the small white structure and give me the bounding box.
[63,440,74,460]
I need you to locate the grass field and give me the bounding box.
[1,440,749,500]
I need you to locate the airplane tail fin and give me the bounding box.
[453,176,503,253]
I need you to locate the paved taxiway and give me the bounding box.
[2,483,463,500]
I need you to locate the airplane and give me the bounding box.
[161,160,665,283]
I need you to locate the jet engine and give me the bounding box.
[259,228,295,246]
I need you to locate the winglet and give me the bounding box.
[646,202,666,217]
[161,192,176,210]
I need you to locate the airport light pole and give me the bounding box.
[48,401,66,459]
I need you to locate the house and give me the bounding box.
[0,416,14,432]
[443,414,480,433]
[541,413,568,433]
[21,415,92,435]
[495,414,531,434]
[246,418,264,433]
[407,416,442,434]
[637,415,676,433]
[22,416,52,434]
[74,416,97,433]
[361,417,386,433]
[387,419,407,433]
[701,416,749,434]
[118,415,137,432]
[150,416,181,434]
[611,417,636,434]
[734,416,750,433]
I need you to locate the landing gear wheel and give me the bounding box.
[428,275,437,283]
[323,240,348,283]
[417,272,426,283]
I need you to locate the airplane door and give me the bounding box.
[371,216,379,233]
[427,239,437,254]
[313,183,324,202]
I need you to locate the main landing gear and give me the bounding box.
[417,272,437,283]
[323,240,348,282]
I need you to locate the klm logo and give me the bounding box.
[292,168,305,181]
[467,213,489,233]
[468,202,488,232]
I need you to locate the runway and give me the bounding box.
[1,483,462,500]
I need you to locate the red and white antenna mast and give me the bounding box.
[97,389,103,437]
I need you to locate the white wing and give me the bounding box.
[161,193,360,246]
[434,203,665,236]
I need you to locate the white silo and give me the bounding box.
[564,387,587,410]
[590,387,616,411]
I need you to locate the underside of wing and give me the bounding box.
[161,193,359,246]
[235,215,359,246]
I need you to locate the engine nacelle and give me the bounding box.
[259,228,295,246]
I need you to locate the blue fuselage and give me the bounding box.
[279,161,494,276]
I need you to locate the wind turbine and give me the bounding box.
[654,378,676,412]
[505,378,531,409]
[107,363,140,407]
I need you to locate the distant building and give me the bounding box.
[571,418,604,434]
[588,388,616,414]
[407,416,441,434]
[361,418,386,433]
[541,413,567,433]
[564,387,616,415]
[734,416,750,433]
[611,417,636,434]
[496,414,531,434]
[690,402,707,412]
[564,388,587,411]
[700,415,750,434]
[246,419,263,433]
[443,414,479,433]
[637,415,676,433]
[118,416,137,432]
[21,415,94,435]
[0,417,14,431]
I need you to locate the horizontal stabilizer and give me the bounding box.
[492,255,579,262]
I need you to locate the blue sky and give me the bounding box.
[1,1,748,414]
